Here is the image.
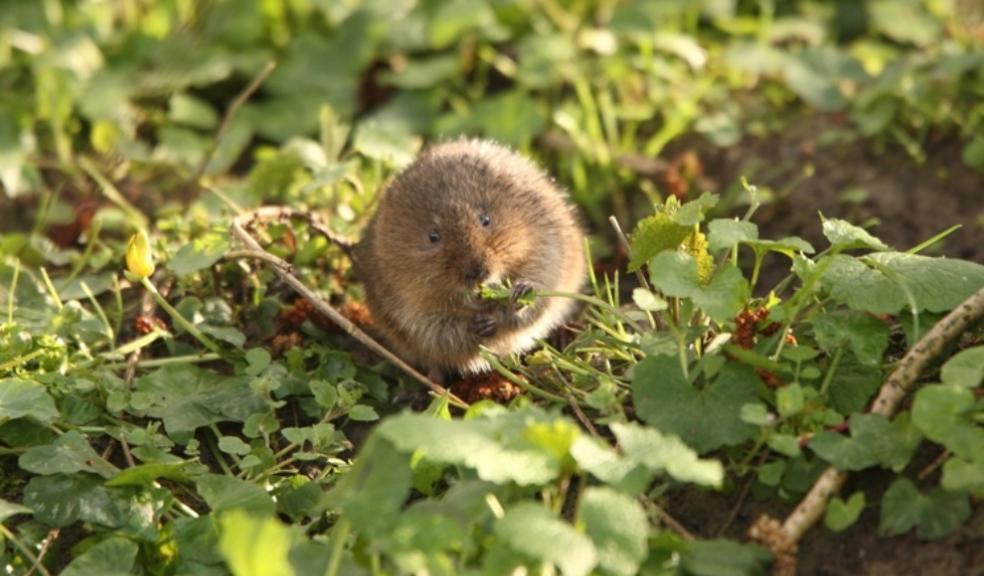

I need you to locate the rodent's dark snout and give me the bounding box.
[464,261,489,285]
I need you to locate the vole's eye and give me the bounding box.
[429,228,441,243]
[479,214,491,228]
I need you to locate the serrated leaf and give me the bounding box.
[62,537,138,576]
[707,219,758,253]
[912,384,983,459]
[649,252,749,323]
[219,510,295,576]
[613,421,724,487]
[19,430,117,478]
[627,212,690,272]
[812,310,890,367]
[375,410,565,485]
[218,435,251,456]
[23,474,125,528]
[579,487,648,576]
[0,377,59,424]
[879,478,970,539]
[940,346,984,389]
[825,492,865,532]
[348,404,379,422]
[821,252,984,314]
[825,351,883,413]
[632,356,758,453]
[196,474,275,515]
[809,413,921,471]
[941,456,984,492]
[821,216,889,250]
[672,193,719,226]
[495,502,597,576]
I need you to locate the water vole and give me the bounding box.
[353,139,586,375]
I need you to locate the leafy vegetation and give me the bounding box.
[1,1,983,575]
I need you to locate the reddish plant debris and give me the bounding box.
[663,150,703,200]
[47,199,100,247]
[757,368,785,389]
[451,372,521,404]
[340,300,373,329]
[734,306,772,349]
[135,315,167,335]
[271,331,304,356]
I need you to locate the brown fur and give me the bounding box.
[353,139,586,374]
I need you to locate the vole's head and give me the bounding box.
[367,142,547,303]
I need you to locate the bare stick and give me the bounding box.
[640,495,695,541]
[753,285,984,561]
[230,209,467,408]
[194,60,276,182]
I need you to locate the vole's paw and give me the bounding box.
[510,280,535,306]
[470,313,497,338]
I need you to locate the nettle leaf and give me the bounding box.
[23,474,126,528]
[19,430,117,478]
[821,216,890,251]
[196,474,276,515]
[219,510,295,576]
[61,537,138,576]
[812,310,890,367]
[632,356,758,454]
[825,491,865,532]
[809,413,921,471]
[940,346,984,389]
[495,502,597,576]
[627,212,690,271]
[912,384,984,459]
[0,377,59,423]
[681,539,773,576]
[707,219,758,253]
[879,478,970,539]
[613,422,724,487]
[131,364,266,441]
[649,252,749,323]
[821,253,984,314]
[579,487,648,576]
[376,409,569,485]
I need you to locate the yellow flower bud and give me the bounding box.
[125,230,156,280]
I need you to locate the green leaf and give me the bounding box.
[218,436,251,456]
[941,456,984,492]
[821,253,984,314]
[23,474,125,527]
[809,413,921,471]
[940,346,984,389]
[131,364,265,441]
[348,404,379,422]
[169,93,219,129]
[681,539,772,576]
[495,502,597,576]
[381,54,459,89]
[649,253,749,323]
[825,491,865,532]
[812,310,890,367]
[19,430,117,478]
[879,478,970,539]
[0,498,32,522]
[107,461,195,486]
[437,90,546,148]
[632,288,668,312]
[326,437,412,536]
[376,410,566,485]
[62,537,138,576]
[707,219,758,253]
[912,384,984,459]
[167,232,230,276]
[776,384,804,417]
[632,356,758,453]
[352,119,419,168]
[962,135,984,171]
[579,487,648,576]
[0,377,59,424]
[219,510,295,576]
[196,474,276,515]
[825,351,883,413]
[627,212,691,271]
[614,422,724,487]
[821,216,889,251]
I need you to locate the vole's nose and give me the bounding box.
[464,261,489,285]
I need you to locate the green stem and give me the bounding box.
[324,517,352,576]
[0,525,52,576]
[818,347,844,397]
[141,277,224,357]
[7,258,20,324]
